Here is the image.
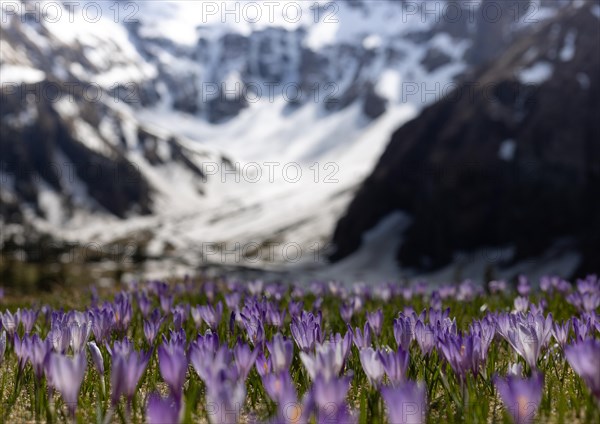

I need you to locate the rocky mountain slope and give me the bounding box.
[331,3,600,278]
[0,0,580,279]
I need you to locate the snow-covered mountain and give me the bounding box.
[0,0,579,280]
[332,2,600,281]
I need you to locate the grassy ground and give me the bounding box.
[0,278,598,423]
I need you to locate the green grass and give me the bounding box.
[0,281,598,423]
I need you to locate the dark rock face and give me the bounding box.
[420,47,453,73]
[362,83,388,120]
[1,82,153,219]
[410,0,542,67]
[464,0,529,65]
[1,81,219,222]
[205,94,248,124]
[331,6,600,277]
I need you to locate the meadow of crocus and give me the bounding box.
[0,275,599,423]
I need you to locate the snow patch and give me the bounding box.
[54,98,79,118]
[311,211,411,284]
[38,185,64,226]
[363,34,382,50]
[376,70,402,102]
[72,119,111,156]
[518,62,554,85]
[0,65,45,84]
[498,139,516,161]
[559,30,576,62]
[576,73,590,90]
[4,100,38,128]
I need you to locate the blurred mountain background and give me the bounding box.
[1,0,598,289]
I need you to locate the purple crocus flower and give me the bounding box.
[438,284,457,299]
[255,351,272,377]
[195,302,223,329]
[379,347,410,386]
[190,343,231,384]
[144,315,164,345]
[205,369,246,424]
[394,316,413,351]
[494,373,544,424]
[28,334,52,379]
[564,339,600,400]
[69,321,91,353]
[0,331,6,366]
[576,275,599,294]
[572,316,592,341]
[489,280,508,294]
[414,321,435,356]
[340,301,354,323]
[314,298,324,311]
[495,312,517,341]
[266,303,286,328]
[381,381,427,424]
[88,341,104,375]
[529,300,547,316]
[203,281,217,302]
[469,318,495,364]
[331,331,353,362]
[267,333,294,373]
[581,292,600,313]
[266,283,287,301]
[110,348,151,405]
[503,313,553,369]
[162,329,187,352]
[242,314,265,346]
[112,292,133,331]
[430,291,442,311]
[193,330,220,353]
[312,375,352,421]
[14,334,29,370]
[262,371,297,406]
[517,276,531,297]
[108,337,134,357]
[457,280,480,301]
[158,343,188,400]
[366,309,384,337]
[290,312,322,352]
[514,297,529,313]
[233,341,258,381]
[351,323,372,350]
[374,283,393,302]
[47,352,87,417]
[172,305,188,330]
[552,320,571,347]
[136,292,152,318]
[190,306,203,328]
[359,347,384,386]
[539,276,553,293]
[160,293,173,314]
[428,307,451,326]
[288,300,304,319]
[17,308,38,333]
[89,308,114,343]
[300,339,346,380]
[225,292,241,310]
[146,393,180,424]
[438,333,483,380]
[1,310,17,335]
